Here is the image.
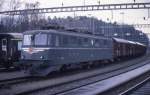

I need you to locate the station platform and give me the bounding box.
[59,63,150,95]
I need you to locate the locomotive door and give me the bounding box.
[10,39,22,61]
[1,38,7,61]
[15,40,22,61]
[1,39,7,56]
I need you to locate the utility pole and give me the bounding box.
[148,8,150,18]
[97,0,100,5]
[92,16,95,35]
[88,14,92,34]
[83,0,85,6]
[120,12,124,24]
[111,10,113,20]
[62,2,63,7]
[120,12,124,39]
[83,0,85,11]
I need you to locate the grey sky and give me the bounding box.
[1,0,150,33]
[35,0,150,33]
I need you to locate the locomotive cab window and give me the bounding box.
[23,33,48,46]
[23,35,32,45]
[34,34,47,46]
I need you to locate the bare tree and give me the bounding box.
[6,0,22,32]
[22,1,43,30]
[8,0,21,10]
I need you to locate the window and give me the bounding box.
[48,34,52,46]
[34,34,47,45]
[83,38,90,47]
[68,36,78,47]
[83,38,88,43]
[62,36,68,45]
[55,36,59,46]
[2,39,7,51]
[2,39,6,46]
[78,38,82,45]
[95,40,100,47]
[103,40,108,45]
[58,35,69,46]
[18,41,22,50]
[23,34,48,46]
[23,35,32,45]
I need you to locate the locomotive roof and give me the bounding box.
[0,33,22,39]
[23,29,111,40]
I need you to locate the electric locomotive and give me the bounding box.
[21,29,147,76]
[21,29,114,76]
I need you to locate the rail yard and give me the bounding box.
[0,1,150,95]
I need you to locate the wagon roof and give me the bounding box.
[0,33,23,39]
[135,42,146,47]
[113,38,136,44]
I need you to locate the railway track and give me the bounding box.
[0,67,19,73]
[0,70,30,82]
[43,61,150,95]
[0,55,149,95]
[0,77,31,89]
[57,63,150,95]
[120,76,150,95]
[0,56,149,95]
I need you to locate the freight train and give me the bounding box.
[0,33,22,68]
[21,29,147,76]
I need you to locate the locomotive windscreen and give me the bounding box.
[23,35,32,45]
[23,33,47,46]
[34,34,47,45]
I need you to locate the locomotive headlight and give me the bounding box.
[40,56,44,59]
